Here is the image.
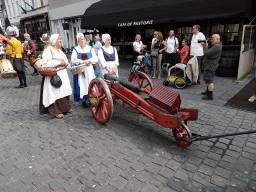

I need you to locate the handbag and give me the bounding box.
[151,48,159,57]
[50,75,62,88]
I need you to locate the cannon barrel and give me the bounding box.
[104,74,141,93]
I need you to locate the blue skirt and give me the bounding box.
[94,68,99,78]
[73,74,89,103]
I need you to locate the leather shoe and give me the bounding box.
[192,82,197,85]
[202,94,213,100]
[201,90,208,95]
[24,84,28,87]
[15,84,24,88]
[31,72,39,76]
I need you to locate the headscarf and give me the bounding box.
[50,34,60,45]
[76,33,84,42]
[102,34,110,44]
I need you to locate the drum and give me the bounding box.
[0,59,17,79]
[28,56,37,67]
[33,58,43,70]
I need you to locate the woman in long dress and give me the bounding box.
[71,33,98,106]
[39,34,72,119]
[98,34,119,78]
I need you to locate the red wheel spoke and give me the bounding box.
[140,77,145,86]
[142,83,149,88]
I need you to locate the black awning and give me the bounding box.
[81,0,253,29]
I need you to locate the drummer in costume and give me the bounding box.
[6,26,27,88]
[23,33,38,76]
[39,34,72,119]
[71,33,98,107]
[98,34,119,78]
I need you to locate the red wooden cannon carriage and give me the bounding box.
[88,72,198,147]
[88,72,256,147]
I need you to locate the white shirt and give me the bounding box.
[98,46,119,78]
[42,46,72,107]
[190,32,206,56]
[133,41,143,52]
[166,36,179,53]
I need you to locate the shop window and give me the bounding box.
[211,24,224,33]
[225,24,239,42]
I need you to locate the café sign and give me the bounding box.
[118,20,153,27]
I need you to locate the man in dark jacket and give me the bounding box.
[201,34,222,100]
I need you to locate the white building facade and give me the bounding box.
[3,0,49,46]
[49,0,99,49]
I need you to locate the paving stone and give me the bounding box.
[105,166,122,178]
[218,160,234,171]
[153,156,168,166]
[207,152,221,162]
[214,166,231,179]
[109,175,128,189]
[63,178,83,192]
[0,165,17,176]
[186,180,204,192]
[198,164,214,175]
[32,174,53,188]
[87,156,103,166]
[81,180,101,192]
[2,180,24,192]
[115,159,130,170]
[135,170,153,183]
[36,165,52,176]
[62,169,78,181]
[124,178,143,191]
[77,171,95,184]
[97,184,117,192]
[165,160,181,171]
[193,172,210,185]
[166,177,186,191]
[93,173,111,186]
[73,163,91,174]
[101,157,116,167]
[120,167,137,180]
[123,153,139,162]
[48,167,66,179]
[138,155,153,164]
[232,169,250,184]
[230,178,247,192]
[210,174,228,188]
[90,163,107,176]
[203,184,224,192]
[145,162,162,174]
[160,186,176,192]
[140,183,159,192]
[48,177,66,191]
[158,167,175,179]
[174,168,193,182]
[248,180,256,191]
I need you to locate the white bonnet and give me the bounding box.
[102,34,110,44]
[50,34,60,45]
[76,33,84,42]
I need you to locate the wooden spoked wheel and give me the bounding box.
[128,72,154,93]
[172,122,192,148]
[88,78,113,124]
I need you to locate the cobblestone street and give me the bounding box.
[0,59,256,192]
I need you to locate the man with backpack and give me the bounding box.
[165,30,179,67]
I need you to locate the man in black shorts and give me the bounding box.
[201,34,222,100]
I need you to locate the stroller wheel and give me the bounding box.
[174,78,186,89]
[163,80,170,86]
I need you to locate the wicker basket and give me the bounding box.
[70,64,86,75]
[38,67,57,76]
